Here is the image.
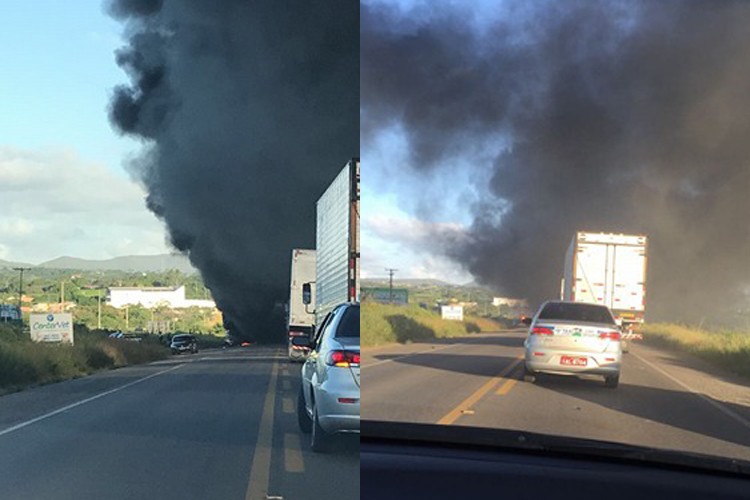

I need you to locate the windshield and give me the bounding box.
[172,336,192,342]
[361,0,750,473]
[538,303,615,325]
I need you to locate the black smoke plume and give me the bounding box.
[362,1,750,322]
[108,0,359,341]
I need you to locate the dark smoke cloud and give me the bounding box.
[362,0,750,322]
[107,1,359,341]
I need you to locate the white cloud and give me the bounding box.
[362,205,472,284]
[366,213,468,248]
[0,146,170,263]
[0,218,34,236]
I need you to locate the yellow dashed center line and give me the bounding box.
[496,377,519,395]
[437,356,523,425]
[282,397,294,414]
[245,360,279,500]
[283,433,305,473]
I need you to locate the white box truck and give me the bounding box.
[304,158,360,327]
[561,232,648,350]
[288,249,316,361]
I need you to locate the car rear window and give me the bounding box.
[538,302,615,325]
[173,335,191,341]
[335,306,360,338]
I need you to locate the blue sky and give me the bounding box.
[0,1,170,263]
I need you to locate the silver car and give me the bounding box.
[297,303,360,452]
[523,301,622,388]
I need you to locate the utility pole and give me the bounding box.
[97,291,102,330]
[13,267,31,325]
[60,281,65,306]
[125,305,129,330]
[386,268,398,304]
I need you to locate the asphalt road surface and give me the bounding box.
[0,346,358,500]
[363,330,750,462]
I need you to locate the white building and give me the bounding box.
[492,297,528,308]
[107,286,216,309]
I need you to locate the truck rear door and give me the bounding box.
[612,244,646,313]
[575,242,608,305]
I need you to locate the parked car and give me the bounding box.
[170,334,198,355]
[297,302,360,452]
[108,331,142,342]
[523,301,622,388]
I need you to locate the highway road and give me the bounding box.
[363,330,750,462]
[0,346,358,500]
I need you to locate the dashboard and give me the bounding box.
[361,421,750,499]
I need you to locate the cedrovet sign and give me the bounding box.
[30,313,74,345]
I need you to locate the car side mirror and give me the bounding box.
[522,317,532,326]
[302,283,312,305]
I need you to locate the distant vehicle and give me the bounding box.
[288,248,316,361]
[297,302,360,452]
[561,232,647,352]
[170,334,198,355]
[523,301,622,388]
[303,159,360,328]
[289,336,312,363]
[109,331,142,342]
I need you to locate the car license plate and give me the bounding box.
[560,356,587,366]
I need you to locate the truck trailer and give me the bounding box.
[561,231,648,351]
[307,158,360,328]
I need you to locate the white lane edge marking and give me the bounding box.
[0,363,186,438]
[631,351,750,430]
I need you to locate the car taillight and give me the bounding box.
[599,331,621,341]
[531,326,554,335]
[327,350,360,367]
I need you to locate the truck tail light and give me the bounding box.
[531,326,554,335]
[327,350,360,367]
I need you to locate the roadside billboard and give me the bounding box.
[361,287,409,305]
[30,313,74,345]
[441,305,464,321]
[0,304,21,321]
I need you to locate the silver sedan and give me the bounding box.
[523,301,622,388]
[297,303,360,452]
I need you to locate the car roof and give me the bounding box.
[540,300,609,309]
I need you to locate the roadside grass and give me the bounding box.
[465,315,504,333]
[0,323,168,394]
[361,302,503,347]
[643,323,750,379]
[193,333,227,349]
